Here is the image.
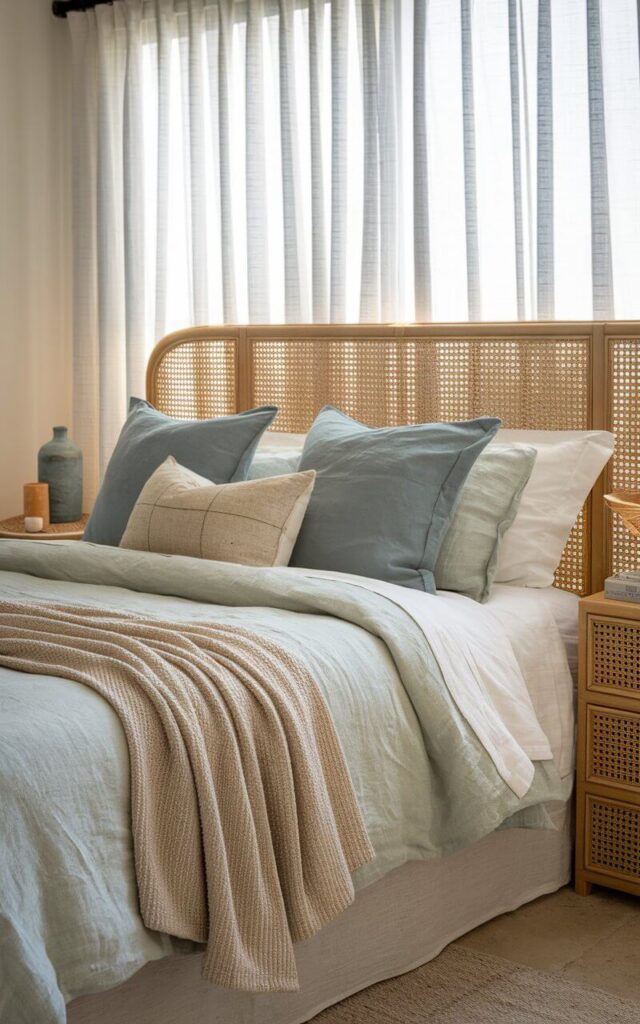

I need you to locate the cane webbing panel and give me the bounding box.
[152,338,237,420]
[608,337,640,576]
[587,706,640,788]
[251,336,590,431]
[250,334,590,594]
[589,617,640,693]
[586,795,640,879]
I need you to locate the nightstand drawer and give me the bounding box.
[587,705,640,790]
[588,615,640,695]
[585,793,640,881]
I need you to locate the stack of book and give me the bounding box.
[605,570,640,603]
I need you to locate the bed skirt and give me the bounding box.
[67,804,571,1024]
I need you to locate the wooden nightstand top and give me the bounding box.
[0,514,89,541]
[580,591,640,621]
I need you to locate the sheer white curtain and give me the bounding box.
[69,0,640,498]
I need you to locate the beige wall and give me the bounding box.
[0,0,72,519]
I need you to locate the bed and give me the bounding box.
[1,322,639,1024]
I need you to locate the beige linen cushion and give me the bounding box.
[120,456,316,567]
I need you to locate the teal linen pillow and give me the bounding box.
[434,444,537,603]
[84,399,277,546]
[291,407,501,592]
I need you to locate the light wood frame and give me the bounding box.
[147,321,640,596]
[576,593,640,898]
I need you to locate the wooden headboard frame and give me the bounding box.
[147,322,640,597]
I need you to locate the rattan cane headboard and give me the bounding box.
[147,322,640,597]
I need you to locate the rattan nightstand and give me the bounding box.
[576,592,640,897]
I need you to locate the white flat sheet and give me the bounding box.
[475,584,577,778]
[291,569,555,799]
[322,578,576,786]
[535,584,580,683]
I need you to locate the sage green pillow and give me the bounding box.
[434,444,537,603]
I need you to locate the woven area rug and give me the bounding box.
[315,945,639,1023]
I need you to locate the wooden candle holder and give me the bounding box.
[23,482,50,531]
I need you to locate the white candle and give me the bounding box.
[24,517,44,533]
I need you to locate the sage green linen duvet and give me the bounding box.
[0,542,567,1024]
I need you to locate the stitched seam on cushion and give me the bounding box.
[205,511,281,532]
[138,500,285,531]
[419,446,468,588]
[147,479,179,551]
[199,490,223,558]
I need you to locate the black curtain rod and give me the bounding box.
[52,0,117,17]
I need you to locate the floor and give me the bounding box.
[452,883,640,1002]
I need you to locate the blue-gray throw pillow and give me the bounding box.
[290,406,501,592]
[84,399,277,546]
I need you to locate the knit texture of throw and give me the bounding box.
[0,600,374,991]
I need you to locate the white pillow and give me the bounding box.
[256,431,306,455]
[493,429,614,587]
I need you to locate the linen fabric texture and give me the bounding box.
[493,429,615,587]
[0,540,570,1024]
[249,434,306,479]
[248,452,301,479]
[84,399,277,547]
[121,457,316,567]
[434,444,537,603]
[291,406,501,592]
[0,600,372,992]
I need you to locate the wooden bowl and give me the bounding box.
[605,490,640,538]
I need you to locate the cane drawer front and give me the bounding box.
[586,706,640,791]
[588,616,640,696]
[585,793,640,882]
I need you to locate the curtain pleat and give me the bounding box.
[413,0,431,322]
[587,0,612,320]
[68,0,638,485]
[153,0,172,340]
[187,0,209,323]
[279,0,302,323]
[309,0,328,322]
[95,6,128,474]
[216,0,237,323]
[70,13,100,502]
[123,1,146,400]
[178,28,194,320]
[378,0,397,322]
[246,0,269,322]
[508,0,525,321]
[461,0,480,321]
[203,4,223,319]
[358,0,380,321]
[329,1,348,321]
[536,0,554,319]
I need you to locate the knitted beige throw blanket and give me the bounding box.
[0,600,374,991]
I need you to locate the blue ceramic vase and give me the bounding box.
[38,426,83,523]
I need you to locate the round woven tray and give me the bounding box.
[0,513,89,540]
[604,491,640,539]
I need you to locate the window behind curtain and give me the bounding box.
[130,0,640,345]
